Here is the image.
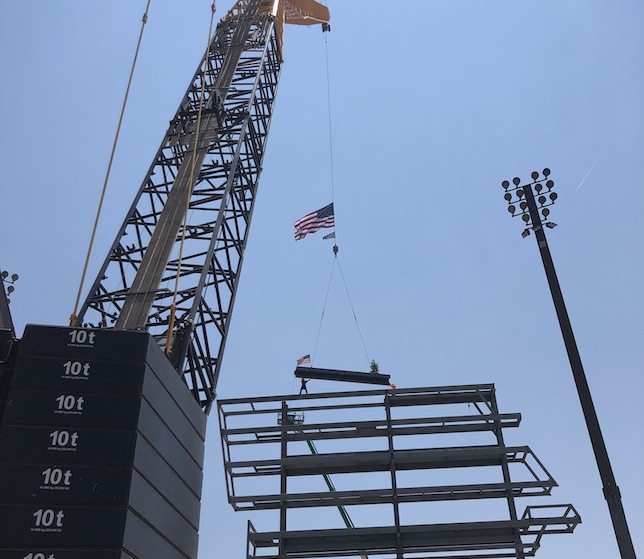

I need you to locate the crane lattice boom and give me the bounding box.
[78,0,330,412]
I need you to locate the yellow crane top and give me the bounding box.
[222,0,331,54]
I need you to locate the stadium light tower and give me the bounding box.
[501,169,636,559]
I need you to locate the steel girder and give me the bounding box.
[247,508,582,559]
[78,2,281,412]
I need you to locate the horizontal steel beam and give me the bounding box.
[229,479,556,511]
[295,365,391,385]
[222,412,521,446]
[227,445,533,477]
[217,383,497,407]
[247,509,580,557]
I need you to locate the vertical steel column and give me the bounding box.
[522,184,636,559]
[279,400,289,559]
[384,393,404,559]
[489,388,525,559]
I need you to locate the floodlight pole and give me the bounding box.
[507,174,636,559]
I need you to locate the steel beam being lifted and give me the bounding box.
[294,365,391,385]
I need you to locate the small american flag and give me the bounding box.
[294,203,334,240]
[296,354,311,366]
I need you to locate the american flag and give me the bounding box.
[297,354,311,365]
[294,203,334,240]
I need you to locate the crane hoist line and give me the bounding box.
[76,0,331,413]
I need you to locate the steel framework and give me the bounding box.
[77,1,329,412]
[218,384,580,559]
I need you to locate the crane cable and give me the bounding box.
[165,2,217,355]
[70,0,152,327]
[298,27,370,545]
[324,31,337,224]
[311,33,371,368]
[312,253,371,366]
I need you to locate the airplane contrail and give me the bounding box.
[576,154,602,191]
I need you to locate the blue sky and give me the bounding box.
[1,1,642,558]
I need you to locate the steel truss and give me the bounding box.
[78,1,282,411]
[218,384,580,559]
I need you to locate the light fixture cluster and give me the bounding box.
[502,168,558,237]
[1,270,19,304]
